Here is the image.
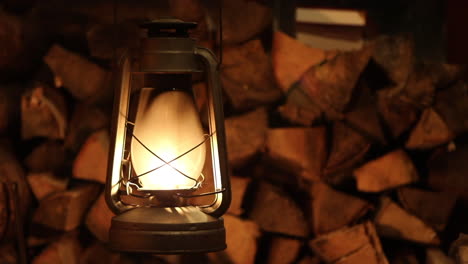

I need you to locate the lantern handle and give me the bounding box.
[195,47,231,218]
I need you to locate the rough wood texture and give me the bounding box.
[265,127,327,180]
[272,31,327,93]
[354,149,418,192]
[426,248,455,264]
[228,175,251,216]
[324,122,371,185]
[434,81,468,136]
[24,140,66,173]
[450,234,468,264]
[250,182,308,237]
[375,197,439,245]
[64,104,109,153]
[44,44,111,103]
[21,83,67,140]
[0,146,31,240]
[309,181,371,235]
[225,108,268,168]
[215,0,272,44]
[372,35,414,92]
[310,221,388,264]
[27,172,68,201]
[301,46,372,119]
[72,129,109,184]
[221,39,281,111]
[208,214,260,264]
[277,83,323,126]
[33,183,100,231]
[345,83,386,144]
[406,108,454,149]
[85,193,115,242]
[377,89,419,138]
[401,67,436,108]
[267,237,302,264]
[398,187,457,231]
[32,232,81,264]
[428,139,468,195]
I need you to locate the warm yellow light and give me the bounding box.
[131,88,206,190]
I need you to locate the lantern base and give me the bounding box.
[109,206,226,254]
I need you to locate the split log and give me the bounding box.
[265,127,327,180]
[221,39,281,111]
[324,122,371,185]
[354,149,418,192]
[266,237,302,264]
[428,139,468,195]
[272,31,327,93]
[0,146,31,240]
[80,242,124,264]
[450,234,468,264]
[374,197,439,245]
[228,175,251,216]
[33,183,100,231]
[298,256,321,264]
[398,187,457,231]
[433,82,468,136]
[0,85,21,135]
[64,104,109,153]
[428,63,465,89]
[27,172,68,201]
[406,108,454,149]
[391,249,419,264]
[309,181,371,235]
[86,22,139,60]
[250,182,308,237]
[225,108,268,168]
[21,82,67,140]
[371,35,414,92]
[210,0,272,44]
[401,66,436,108]
[208,214,260,264]
[426,248,455,264]
[32,232,81,264]
[85,193,115,242]
[345,82,386,144]
[0,244,17,264]
[72,129,109,184]
[24,140,66,173]
[44,44,112,104]
[377,89,420,138]
[277,83,323,126]
[310,221,388,264]
[300,46,372,119]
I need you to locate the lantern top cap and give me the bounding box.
[141,18,197,38]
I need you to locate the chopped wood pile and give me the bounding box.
[0,0,467,263]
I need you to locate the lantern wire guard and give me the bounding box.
[105,5,230,254]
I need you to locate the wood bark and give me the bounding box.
[310,221,388,264]
[398,187,457,231]
[44,44,112,104]
[21,83,67,140]
[221,39,282,111]
[33,183,100,231]
[301,46,372,119]
[250,182,308,237]
[309,181,371,235]
[375,197,439,245]
[225,108,268,168]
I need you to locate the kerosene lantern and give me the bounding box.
[105,18,231,254]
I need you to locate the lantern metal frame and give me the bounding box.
[105,19,231,254]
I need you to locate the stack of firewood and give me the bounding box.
[0,0,467,263]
